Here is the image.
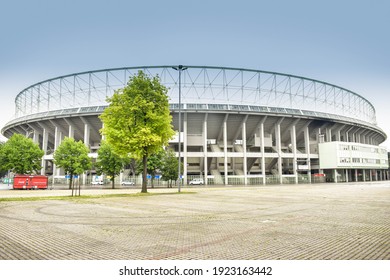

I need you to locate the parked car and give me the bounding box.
[121,181,135,186]
[91,181,104,185]
[189,178,204,185]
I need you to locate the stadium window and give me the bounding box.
[339,157,350,163]
[339,144,349,150]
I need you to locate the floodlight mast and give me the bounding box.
[172,65,188,193]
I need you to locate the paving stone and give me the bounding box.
[0,182,389,259]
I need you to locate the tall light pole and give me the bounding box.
[172,65,188,192]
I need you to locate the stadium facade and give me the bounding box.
[1,66,388,185]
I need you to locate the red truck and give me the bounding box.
[13,175,48,190]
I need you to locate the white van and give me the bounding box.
[189,178,204,185]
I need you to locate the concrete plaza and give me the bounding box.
[0,182,389,260]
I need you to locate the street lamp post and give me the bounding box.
[172,65,188,193]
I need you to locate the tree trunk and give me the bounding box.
[112,178,115,189]
[69,176,73,190]
[151,176,154,188]
[142,155,148,193]
[71,176,74,197]
[78,177,81,196]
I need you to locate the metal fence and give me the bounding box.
[14,66,377,125]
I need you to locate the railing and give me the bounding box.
[46,173,327,187]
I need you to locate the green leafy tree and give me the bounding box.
[136,149,164,188]
[0,134,44,174]
[100,71,175,193]
[161,149,182,188]
[0,141,9,177]
[53,137,92,196]
[96,140,127,189]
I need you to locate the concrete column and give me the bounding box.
[317,127,321,142]
[260,122,266,185]
[304,126,311,183]
[363,169,366,181]
[275,121,283,184]
[83,123,91,186]
[84,123,90,147]
[52,127,61,187]
[336,130,341,141]
[242,121,247,185]
[42,128,48,154]
[33,130,39,144]
[345,169,349,182]
[82,173,87,186]
[291,124,298,184]
[68,124,74,138]
[369,170,373,181]
[326,128,332,142]
[224,118,228,185]
[183,112,188,185]
[203,114,208,185]
[40,128,49,175]
[334,169,338,183]
[355,169,358,182]
[54,127,60,149]
[56,130,63,177]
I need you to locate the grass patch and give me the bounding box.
[0,191,196,202]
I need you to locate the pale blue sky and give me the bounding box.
[0,0,389,146]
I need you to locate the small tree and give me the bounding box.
[53,137,91,196]
[96,140,127,189]
[100,71,175,193]
[0,134,44,174]
[161,149,182,188]
[136,149,164,188]
[0,141,9,178]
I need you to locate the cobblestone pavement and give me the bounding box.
[0,182,389,260]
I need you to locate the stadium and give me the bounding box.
[1,66,388,185]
